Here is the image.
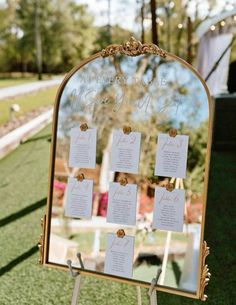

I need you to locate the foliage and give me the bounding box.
[94,25,134,51]
[184,121,208,194]
[137,117,208,195]
[136,0,236,63]
[137,0,191,56]
[0,0,97,73]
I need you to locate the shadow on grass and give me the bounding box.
[0,198,46,228]
[171,260,181,285]
[0,245,38,277]
[23,134,51,144]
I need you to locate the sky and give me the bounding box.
[76,0,137,30]
[76,0,236,31]
[0,0,235,31]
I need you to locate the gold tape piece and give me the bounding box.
[169,128,177,137]
[80,123,88,131]
[117,229,126,238]
[77,173,85,181]
[119,178,128,186]
[166,183,175,192]
[123,126,132,134]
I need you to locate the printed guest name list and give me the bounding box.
[65,177,93,219]
[69,127,97,169]
[107,182,137,226]
[104,233,135,278]
[155,133,189,178]
[111,130,141,174]
[152,186,185,232]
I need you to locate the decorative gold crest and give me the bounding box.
[199,241,211,301]
[101,37,166,58]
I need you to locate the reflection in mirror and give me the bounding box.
[48,54,209,294]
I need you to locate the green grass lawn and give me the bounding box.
[0,74,55,89]
[0,77,40,89]
[0,87,57,125]
[0,125,235,304]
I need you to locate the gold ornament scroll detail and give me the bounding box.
[199,241,211,301]
[101,37,166,58]
[38,215,46,264]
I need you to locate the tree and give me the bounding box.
[136,0,189,56]
[95,25,133,51]
[0,0,98,74]
[34,0,42,80]
[150,0,157,44]
[0,0,21,72]
[18,0,98,73]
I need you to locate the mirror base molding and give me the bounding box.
[200,241,211,301]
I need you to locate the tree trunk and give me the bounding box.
[187,17,192,64]
[107,0,112,44]
[150,0,158,45]
[166,8,170,52]
[141,0,145,43]
[35,0,42,80]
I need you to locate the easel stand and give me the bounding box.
[148,268,162,305]
[67,254,161,305]
[67,253,84,305]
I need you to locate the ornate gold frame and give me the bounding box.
[39,37,212,301]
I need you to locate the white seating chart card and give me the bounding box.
[155,134,189,178]
[104,233,135,278]
[107,182,137,226]
[65,177,93,219]
[69,127,97,168]
[111,130,141,174]
[152,186,185,232]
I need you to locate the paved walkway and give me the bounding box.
[0,77,63,101]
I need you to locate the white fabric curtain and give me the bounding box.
[196,33,233,96]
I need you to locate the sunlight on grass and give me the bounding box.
[0,86,57,125]
[0,78,38,89]
[0,74,55,89]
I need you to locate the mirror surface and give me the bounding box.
[47,53,209,294]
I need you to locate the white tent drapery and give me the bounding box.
[196,33,233,96]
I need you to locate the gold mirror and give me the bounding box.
[40,37,212,301]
